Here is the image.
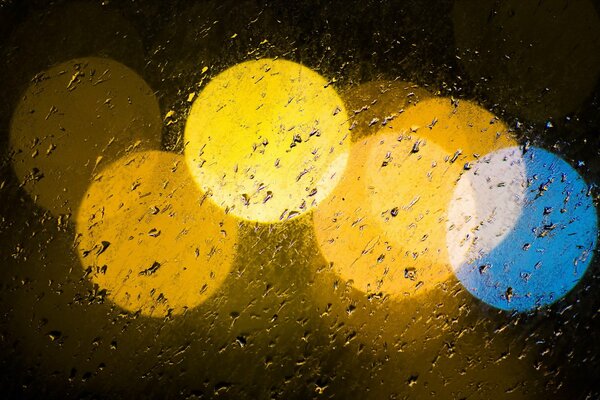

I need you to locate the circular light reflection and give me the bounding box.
[76,150,238,317]
[184,58,350,223]
[450,147,598,311]
[447,147,527,269]
[313,97,517,298]
[10,57,162,216]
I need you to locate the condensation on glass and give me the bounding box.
[0,0,599,399]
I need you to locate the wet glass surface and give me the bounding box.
[1,0,599,398]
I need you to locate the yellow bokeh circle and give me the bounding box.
[76,150,238,317]
[10,57,162,216]
[313,96,517,298]
[184,58,350,223]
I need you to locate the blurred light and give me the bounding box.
[451,147,598,311]
[184,58,350,223]
[447,147,527,270]
[313,97,517,298]
[76,150,238,317]
[10,57,162,216]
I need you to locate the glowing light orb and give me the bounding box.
[313,97,517,298]
[365,134,458,291]
[76,151,238,317]
[313,138,398,295]
[447,147,527,269]
[10,57,162,216]
[184,59,350,223]
[450,147,598,311]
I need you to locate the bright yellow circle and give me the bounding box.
[184,58,350,223]
[10,57,162,216]
[75,150,238,317]
[313,97,517,298]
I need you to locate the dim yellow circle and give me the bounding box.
[313,97,517,298]
[364,134,456,289]
[10,57,162,216]
[313,136,455,297]
[313,138,398,295]
[76,150,238,317]
[184,58,350,223]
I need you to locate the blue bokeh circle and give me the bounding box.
[454,147,598,312]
